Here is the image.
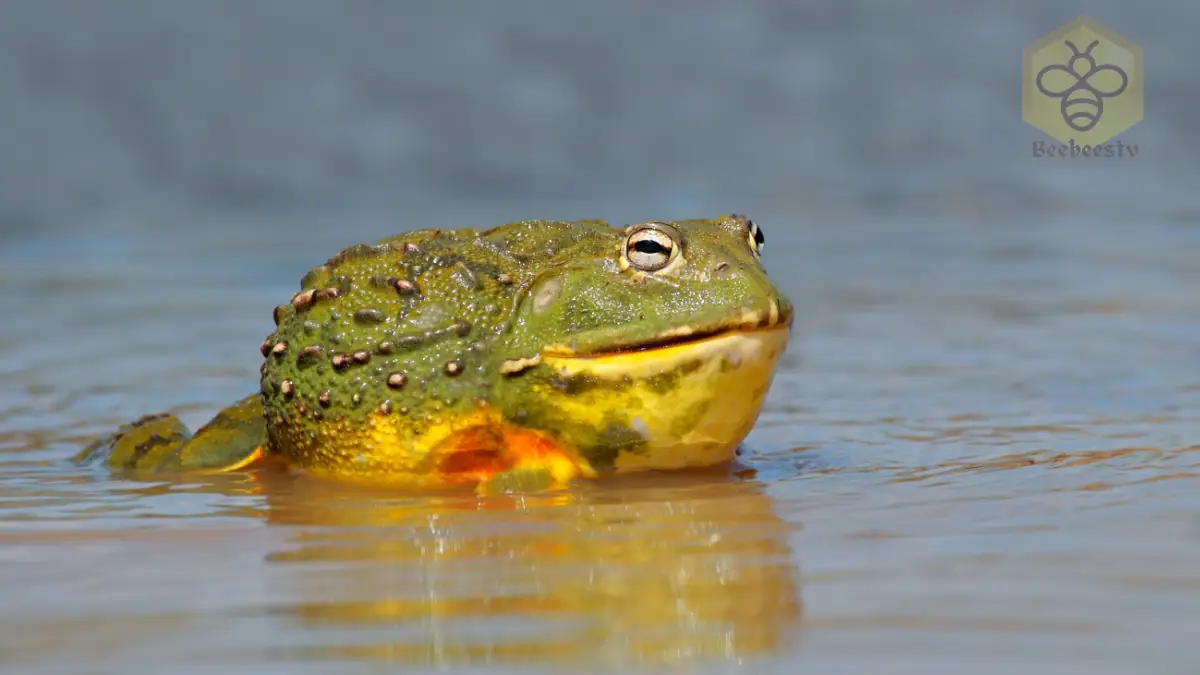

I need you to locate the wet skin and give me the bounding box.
[76,215,793,493]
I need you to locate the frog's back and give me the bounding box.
[259,220,609,486]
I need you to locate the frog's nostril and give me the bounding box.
[713,262,731,276]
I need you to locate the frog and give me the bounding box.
[75,214,793,493]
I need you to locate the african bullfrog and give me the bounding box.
[76,215,793,493]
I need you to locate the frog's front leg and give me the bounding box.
[74,394,271,473]
[454,426,595,495]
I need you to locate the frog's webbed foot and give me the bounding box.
[73,413,191,471]
[74,394,271,474]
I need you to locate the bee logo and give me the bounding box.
[1035,39,1128,132]
[1022,15,1143,145]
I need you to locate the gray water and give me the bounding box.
[2,2,1199,674]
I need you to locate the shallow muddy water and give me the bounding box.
[2,212,1197,674]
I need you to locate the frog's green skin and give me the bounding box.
[76,215,793,492]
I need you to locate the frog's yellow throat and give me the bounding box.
[296,326,789,491]
[538,326,790,472]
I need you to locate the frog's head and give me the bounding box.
[493,214,793,471]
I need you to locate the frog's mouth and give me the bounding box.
[540,297,793,359]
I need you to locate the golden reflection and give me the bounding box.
[249,471,802,667]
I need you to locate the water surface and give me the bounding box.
[2,212,1197,674]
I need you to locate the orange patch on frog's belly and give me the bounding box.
[433,425,593,485]
[279,406,595,490]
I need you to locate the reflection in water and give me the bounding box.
[246,471,802,667]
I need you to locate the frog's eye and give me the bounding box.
[746,219,765,256]
[625,227,677,272]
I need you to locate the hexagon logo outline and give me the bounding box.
[1022,15,1143,145]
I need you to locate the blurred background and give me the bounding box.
[2,2,1199,673]
[1,0,1194,244]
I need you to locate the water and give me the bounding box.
[3,2,1200,673]
[2,212,1197,674]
